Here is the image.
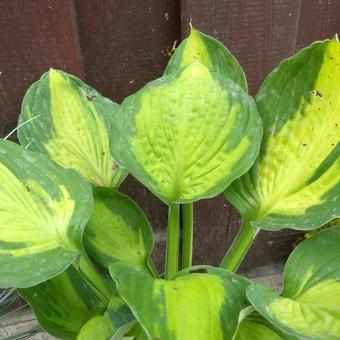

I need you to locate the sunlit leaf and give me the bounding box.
[18,69,127,188]
[112,60,262,204]
[247,225,340,338]
[83,188,155,273]
[165,26,247,90]
[226,39,340,231]
[110,264,250,340]
[0,139,93,288]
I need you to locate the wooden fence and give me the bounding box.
[1,0,339,271]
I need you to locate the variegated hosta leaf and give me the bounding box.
[112,61,262,204]
[18,69,127,188]
[77,297,135,340]
[110,264,250,340]
[83,187,155,272]
[234,311,298,340]
[247,225,340,339]
[226,39,340,231]
[0,139,93,288]
[19,265,106,339]
[20,266,134,340]
[165,26,247,90]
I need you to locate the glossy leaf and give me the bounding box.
[83,187,155,272]
[165,26,247,90]
[110,264,250,340]
[247,225,340,339]
[112,61,262,204]
[18,69,127,188]
[19,265,106,339]
[0,139,93,288]
[226,39,340,231]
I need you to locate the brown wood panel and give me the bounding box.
[0,0,84,138]
[180,0,333,270]
[181,0,301,94]
[74,0,181,102]
[74,0,181,270]
[296,0,340,50]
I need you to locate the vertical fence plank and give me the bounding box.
[0,0,84,138]
[180,0,338,270]
[74,0,181,269]
[296,0,340,49]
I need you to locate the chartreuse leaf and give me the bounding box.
[20,266,134,340]
[112,61,262,204]
[110,264,250,340]
[83,187,155,273]
[247,225,340,339]
[77,297,135,340]
[0,139,93,288]
[234,311,298,340]
[165,26,247,90]
[226,39,340,231]
[18,69,127,188]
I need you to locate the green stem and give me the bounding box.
[76,254,112,300]
[219,220,258,272]
[181,203,194,269]
[146,257,159,277]
[165,203,180,279]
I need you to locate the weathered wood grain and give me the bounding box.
[0,0,83,138]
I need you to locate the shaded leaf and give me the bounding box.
[83,188,155,272]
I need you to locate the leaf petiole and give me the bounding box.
[165,204,180,279]
[181,203,194,269]
[219,220,258,272]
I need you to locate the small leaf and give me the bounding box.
[226,39,340,231]
[0,139,93,288]
[19,266,106,339]
[110,264,250,340]
[112,61,262,204]
[83,188,155,272]
[246,225,340,339]
[165,26,247,90]
[18,69,127,188]
[77,298,135,340]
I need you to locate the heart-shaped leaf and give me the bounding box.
[0,139,93,288]
[18,69,127,188]
[165,27,247,90]
[226,39,340,231]
[246,225,340,339]
[83,187,156,273]
[20,266,134,340]
[110,264,250,340]
[112,61,262,204]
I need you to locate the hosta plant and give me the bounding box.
[0,27,339,340]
